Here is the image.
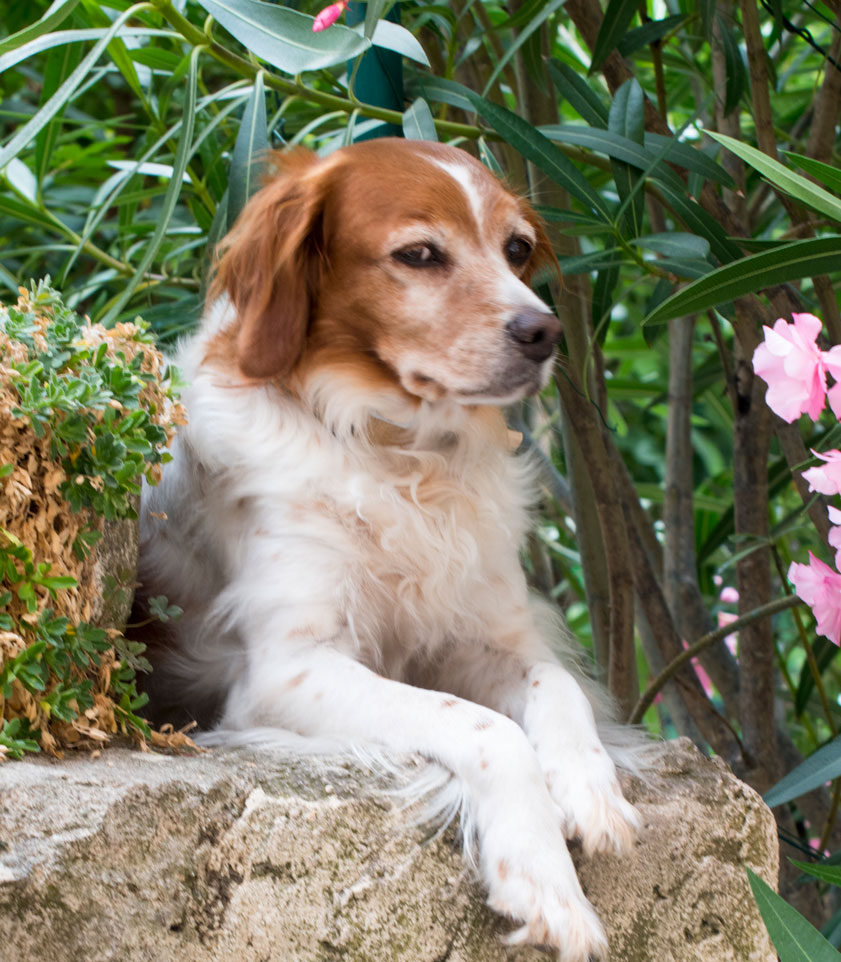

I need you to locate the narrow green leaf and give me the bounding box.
[478,138,503,177]
[34,41,83,190]
[791,860,841,888]
[652,180,744,264]
[590,0,640,72]
[709,132,841,223]
[539,125,734,189]
[0,0,81,57]
[547,61,609,128]
[195,0,370,73]
[402,97,437,141]
[228,72,268,225]
[0,194,62,231]
[617,14,684,56]
[644,236,841,325]
[481,0,567,96]
[631,233,711,259]
[644,132,736,188]
[715,13,746,115]
[609,79,645,237]
[764,735,841,807]
[101,46,201,324]
[609,79,644,145]
[355,19,430,66]
[0,27,175,75]
[465,92,611,220]
[747,867,841,961]
[409,74,475,113]
[363,0,389,41]
[0,7,149,170]
[784,152,841,198]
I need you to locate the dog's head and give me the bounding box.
[211,139,561,405]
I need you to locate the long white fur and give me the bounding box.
[138,158,645,962]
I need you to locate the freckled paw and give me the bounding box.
[488,867,607,962]
[546,772,640,857]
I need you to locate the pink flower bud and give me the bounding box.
[313,1,348,32]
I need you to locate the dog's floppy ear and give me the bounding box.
[211,149,331,380]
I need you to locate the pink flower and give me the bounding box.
[753,313,827,422]
[829,506,841,569]
[719,586,739,604]
[312,0,349,31]
[803,449,841,495]
[788,553,841,646]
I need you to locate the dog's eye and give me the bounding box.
[505,236,532,267]
[393,243,446,268]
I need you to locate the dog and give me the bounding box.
[136,138,641,961]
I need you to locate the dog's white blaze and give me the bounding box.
[430,158,487,233]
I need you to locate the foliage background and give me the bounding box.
[2,0,841,947]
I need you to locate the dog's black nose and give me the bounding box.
[505,310,562,362]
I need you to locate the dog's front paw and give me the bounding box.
[486,849,608,962]
[542,749,640,857]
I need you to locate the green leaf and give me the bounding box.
[0,0,81,58]
[709,132,841,224]
[631,233,711,259]
[363,0,389,41]
[643,236,841,325]
[409,74,475,113]
[784,152,841,197]
[609,79,645,237]
[590,0,640,73]
[653,180,742,263]
[547,61,609,128]
[0,27,175,75]
[478,138,503,177]
[33,40,84,191]
[747,867,841,961]
[481,0,567,96]
[617,14,685,56]
[539,126,734,189]
[0,6,147,170]
[402,97,437,141]
[765,736,841,807]
[228,72,268,225]
[101,45,201,324]
[195,0,370,73]
[791,860,841,888]
[354,19,430,67]
[465,93,611,221]
[715,13,746,115]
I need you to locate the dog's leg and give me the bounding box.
[222,644,608,962]
[437,644,641,858]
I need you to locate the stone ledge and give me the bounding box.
[0,738,777,962]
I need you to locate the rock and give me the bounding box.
[0,738,777,962]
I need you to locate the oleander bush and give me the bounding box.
[2,0,841,952]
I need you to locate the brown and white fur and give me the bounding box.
[137,139,641,961]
